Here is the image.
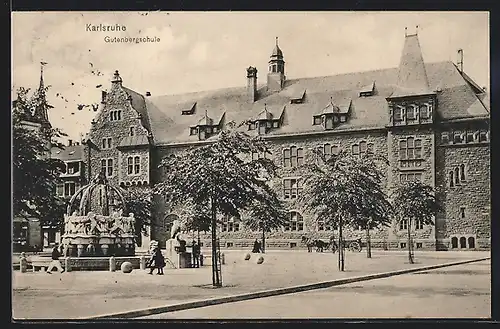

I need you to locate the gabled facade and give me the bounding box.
[84,33,490,251]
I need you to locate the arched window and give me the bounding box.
[468,237,475,249]
[284,211,304,231]
[449,171,454,187]
[459,236,467,248]
[454,167,460,185]
[460,164,466,181]
[451,237,458,248]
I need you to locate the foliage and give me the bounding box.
[243,194,288,233]
[299,148,391,269]
[391,180,440,263]
[391,181,440,226]
[12,86,67,225]
[122,186,153,237]
[153,129,283,285]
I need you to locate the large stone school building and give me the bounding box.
[82,32,490,251]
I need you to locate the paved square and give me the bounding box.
[12,250,490,319]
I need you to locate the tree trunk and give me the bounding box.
[338,214,344,271]
[197,229,200,245]
[366,226,372,258]
[407,219,414,264]
[210,195,221,287]
[261,223,266,254]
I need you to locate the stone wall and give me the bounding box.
[435,142,490,250]
[86,76,151,188]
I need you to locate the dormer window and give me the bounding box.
[340,115,346,123]
[419,104,430,119]
[313,116,322,125]
[359,81,375,97]
[190,127,198,136]
[182,102,196,115]
[394,106,404,121]
[407,105,417,120]
[129,126,135,136]
[290,90,306,104]
[249,122,256,130]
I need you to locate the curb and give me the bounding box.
[83,257,490,319]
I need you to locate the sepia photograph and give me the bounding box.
[11,11,491,320]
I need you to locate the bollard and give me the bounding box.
[221,253,226,265]
[140,256,146,270]
[19,253,27,273]
[65,257,72,272]
[109,256,116,272]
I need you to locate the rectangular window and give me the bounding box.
[479,130,488,142]
[466,131,474,143]
[407,106,416,120]
[393,106,403,121]
[340,116,346,122]
[56,184,64,197]
[249,122,255,130]
[134,156,140,174]
[415,220,424,230]
[313,116,322,125]
[64,182,76,197]
[127,157,133,175]
[273,121,279,128]
[419,105,429,119]
[107,159,113,177]
[130,127,135,136]
[259,123,266,135]
[454,131,464,144]
[283,178,302,199]
[101,159,106,175]
[399,140,407,160]
[325,116,333,129]
[352,144,360,157]
[399,219,408,230]
[190,127,198,135]
[102,138,112,149]
[414,139,422,159]
[460,207,466,219]
[283,148,291,167]
[441,132,449,144]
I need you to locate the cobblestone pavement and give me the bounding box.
[141,259,491,319]
[12,250,490,319]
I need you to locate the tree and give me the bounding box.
[391,181,441,264]
[176,200,212,243]
[12,87,67,226]
[153,129,282,287]
[300,149,390,270]
[243,197,288,253]
[122,186,153,247]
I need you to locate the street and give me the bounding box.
[140,259,491,319]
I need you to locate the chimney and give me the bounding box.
[246,66,258,103]
[457,49,464,73]
[68,139,73,146]
[101,90,107,104]
[146,91,151,96]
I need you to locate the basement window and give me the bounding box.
[400,242,406,249]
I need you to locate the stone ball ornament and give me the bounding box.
[244,253,251,260]
[256,256,264,264]
[121,261,133,273]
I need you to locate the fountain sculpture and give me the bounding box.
[61,170,136,257]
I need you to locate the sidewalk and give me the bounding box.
[12,250,490,319]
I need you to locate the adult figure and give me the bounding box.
[148,247,165,275]
[47,244,65,274]
[191,240,200,268]
[252,239,262,253]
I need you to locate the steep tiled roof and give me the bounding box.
[123,60,487,145]
[390,34,433,98]
[51,144,84,161]
[122,87,153,136]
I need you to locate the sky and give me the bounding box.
[11,11,489,142]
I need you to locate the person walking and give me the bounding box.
[252,239,262,253]
[148,247,165,275]
[47,244,65,274]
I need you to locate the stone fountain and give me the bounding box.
[61,170,136,257]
